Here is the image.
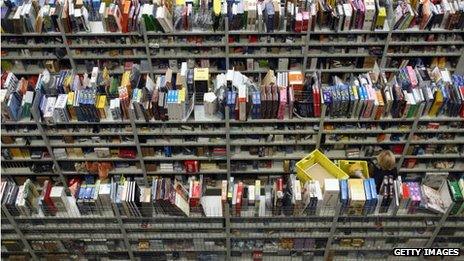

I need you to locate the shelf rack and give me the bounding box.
[2,199,461,261]
[2,101,463,178]
[2,15,464,76]
[2,105,463,260]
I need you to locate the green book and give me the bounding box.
[448,180,464,215]
[143,14,155,31]
[110,77,119,96]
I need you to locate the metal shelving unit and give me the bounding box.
[2,6,464,261]
[2,101,463,260]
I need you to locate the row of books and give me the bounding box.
[394,0,464,31]
[13,0,463,35]
[319,66,464,119]
[1,174,463,218]
[2,65,464,123]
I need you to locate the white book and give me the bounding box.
[201,196,222,217]
[342,4,352,31]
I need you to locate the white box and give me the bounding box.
[323,179,340,208]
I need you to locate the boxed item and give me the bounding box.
[338,160,370,179]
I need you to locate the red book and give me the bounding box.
[121,0,131,33]
[43,180,57,216]
[405,158,417,169]
[294,13,303,32]
[313,85,321,117]
[248,35,258,43]
[235,182,243,216]
[302,12,309,32]
[391,144,404,155]
[67,177,81,198]
[184,160,199,173]
[189,180,201,207]
[276,178,283,198]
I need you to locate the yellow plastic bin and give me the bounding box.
[296,150,349,185]
[338,160,370,179]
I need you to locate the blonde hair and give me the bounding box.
[377,150,396,171]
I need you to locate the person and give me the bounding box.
[369,150,398,191]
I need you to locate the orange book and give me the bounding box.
[375,90,385,120]
[121,0,131,33]
[288,71,304,98]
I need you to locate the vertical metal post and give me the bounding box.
[397,103,425,170]
[380,0,394,68]
[112,203,135,260]
[225,17,230,71]
[141,19,155,79]
[425,202,455,248]
[129,108,149,187]
[31,90,68,192]
[323,203,341,261]
[1,205,39,261]
[316,103,326,150]
[302,13,311,75]
[57,20,76,71]
[225,106,231,261]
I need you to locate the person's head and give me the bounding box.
[377,150,396,171]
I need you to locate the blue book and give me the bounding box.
[363,179,372,215]
[340,179,348,214]
[227,91,236,119]
[368,178,378,214]
[164,146,172,157]
[251,91,261,119]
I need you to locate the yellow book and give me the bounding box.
[428,89,444,117]
[63,74,73,93]
[121,71,131,93]
[194,68,209,81]
[375,7,386,29]
[96,95,107,119]
[348,179,365,210]
[327,0,336,8]
[67,92,76,120]
[178,88,186,103]
[213,0,221,15]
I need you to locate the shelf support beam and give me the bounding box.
[323,203,341,260]
[225,106,232,261]
[57,20,76,71]
[426,202,455,248]
[129,108,149,187]
[31,89,68,193]
[225,17,230,71]
[316,103,326,150]
[141,19,155,79]
[112,203,135,260]
[397,103,425,170]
